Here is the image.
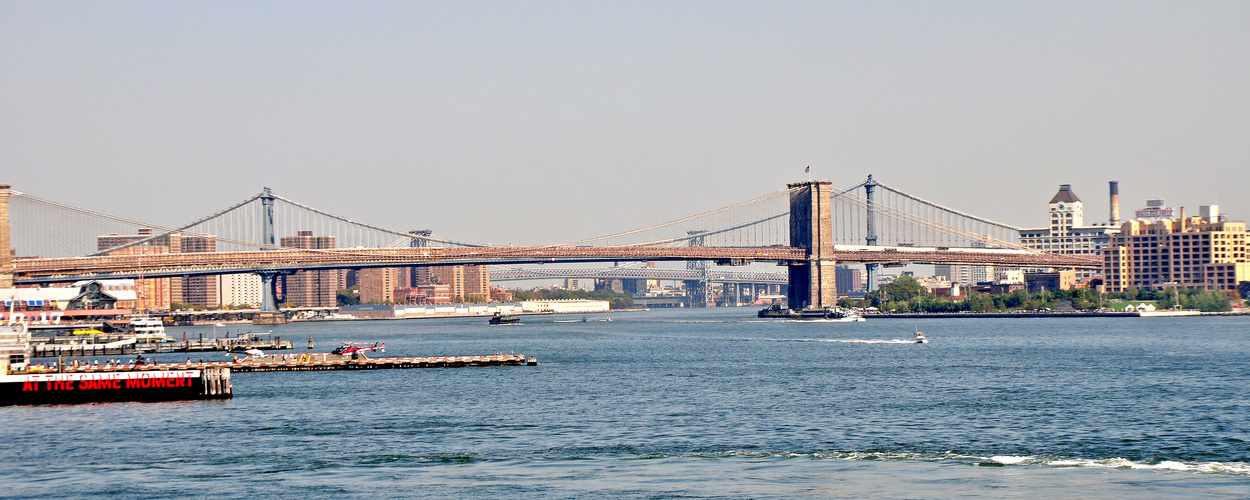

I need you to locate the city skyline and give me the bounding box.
[3,2,1248,245]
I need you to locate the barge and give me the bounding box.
[2,319,232,405]
[758,303,865,321]
[0,367,233,405]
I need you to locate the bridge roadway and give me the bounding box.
[12,245,1100,284]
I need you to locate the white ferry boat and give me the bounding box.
[129,315,172,342]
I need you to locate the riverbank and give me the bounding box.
[862,310,1245,318]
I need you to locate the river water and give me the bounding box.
[4,309,1250,498]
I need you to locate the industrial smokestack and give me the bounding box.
[1109,181,1120,226]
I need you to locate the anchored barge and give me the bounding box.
[2,319,233,405]
[757,303,865,321]
[0,367,233,405]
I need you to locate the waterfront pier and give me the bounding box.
[18,353,536,375]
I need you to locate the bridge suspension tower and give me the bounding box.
[863,175,880,292]
[254,187,289,325]
[787,180,837,310]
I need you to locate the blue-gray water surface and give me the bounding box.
[4,309,1250,498]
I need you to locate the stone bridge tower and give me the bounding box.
[787,180,837,310]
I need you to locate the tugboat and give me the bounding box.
[758,302,796,319]
[488,313,520,325]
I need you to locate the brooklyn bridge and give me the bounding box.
[0,178,1098,318]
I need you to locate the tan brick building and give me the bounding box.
[1103,215,1248,292]
[358,267,398,304]
[420,265,491,302]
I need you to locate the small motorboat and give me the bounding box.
[913,328,927,344]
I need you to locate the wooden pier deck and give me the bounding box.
[18,353,537,374]
[32,335,293,358]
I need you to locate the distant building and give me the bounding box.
[218,273,262,308]
[67,280,140,310]
[595,278,625,293]
[358,267,398,304]
[97,229,219,308]
[464,265,490,302]
[1024,270,1076,294]
[934,264,995,285]
[995,269,1025,285]
[989,283,1026,295]
[1018,184,1120,278]
[418,265,490,302]
[280,231,337,307]
[490,286,514,302]
[1103,213,1248,292]
[835,266,864,295]
[104,243,171,311]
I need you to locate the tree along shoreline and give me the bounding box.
[837,275,1236,314]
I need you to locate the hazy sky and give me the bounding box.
[4,1,1248,245]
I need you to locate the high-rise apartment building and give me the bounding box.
[218,273,263,308]
[279,231,337,307]
[358,267,398,304]
[464,265,490,302]
[419,265,491,302]
[180,235,217,307]
[1103,214,1248,292]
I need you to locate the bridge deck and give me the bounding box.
[13,245,1100,283]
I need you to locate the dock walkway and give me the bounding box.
[19,353,537,374]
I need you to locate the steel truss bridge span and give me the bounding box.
[13,246,806,284]
[13,244,1098,285]
[491,267,789,285]
[829,245,1100,267]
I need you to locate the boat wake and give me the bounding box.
[631,450,1250,475]
[769,338,919,345]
